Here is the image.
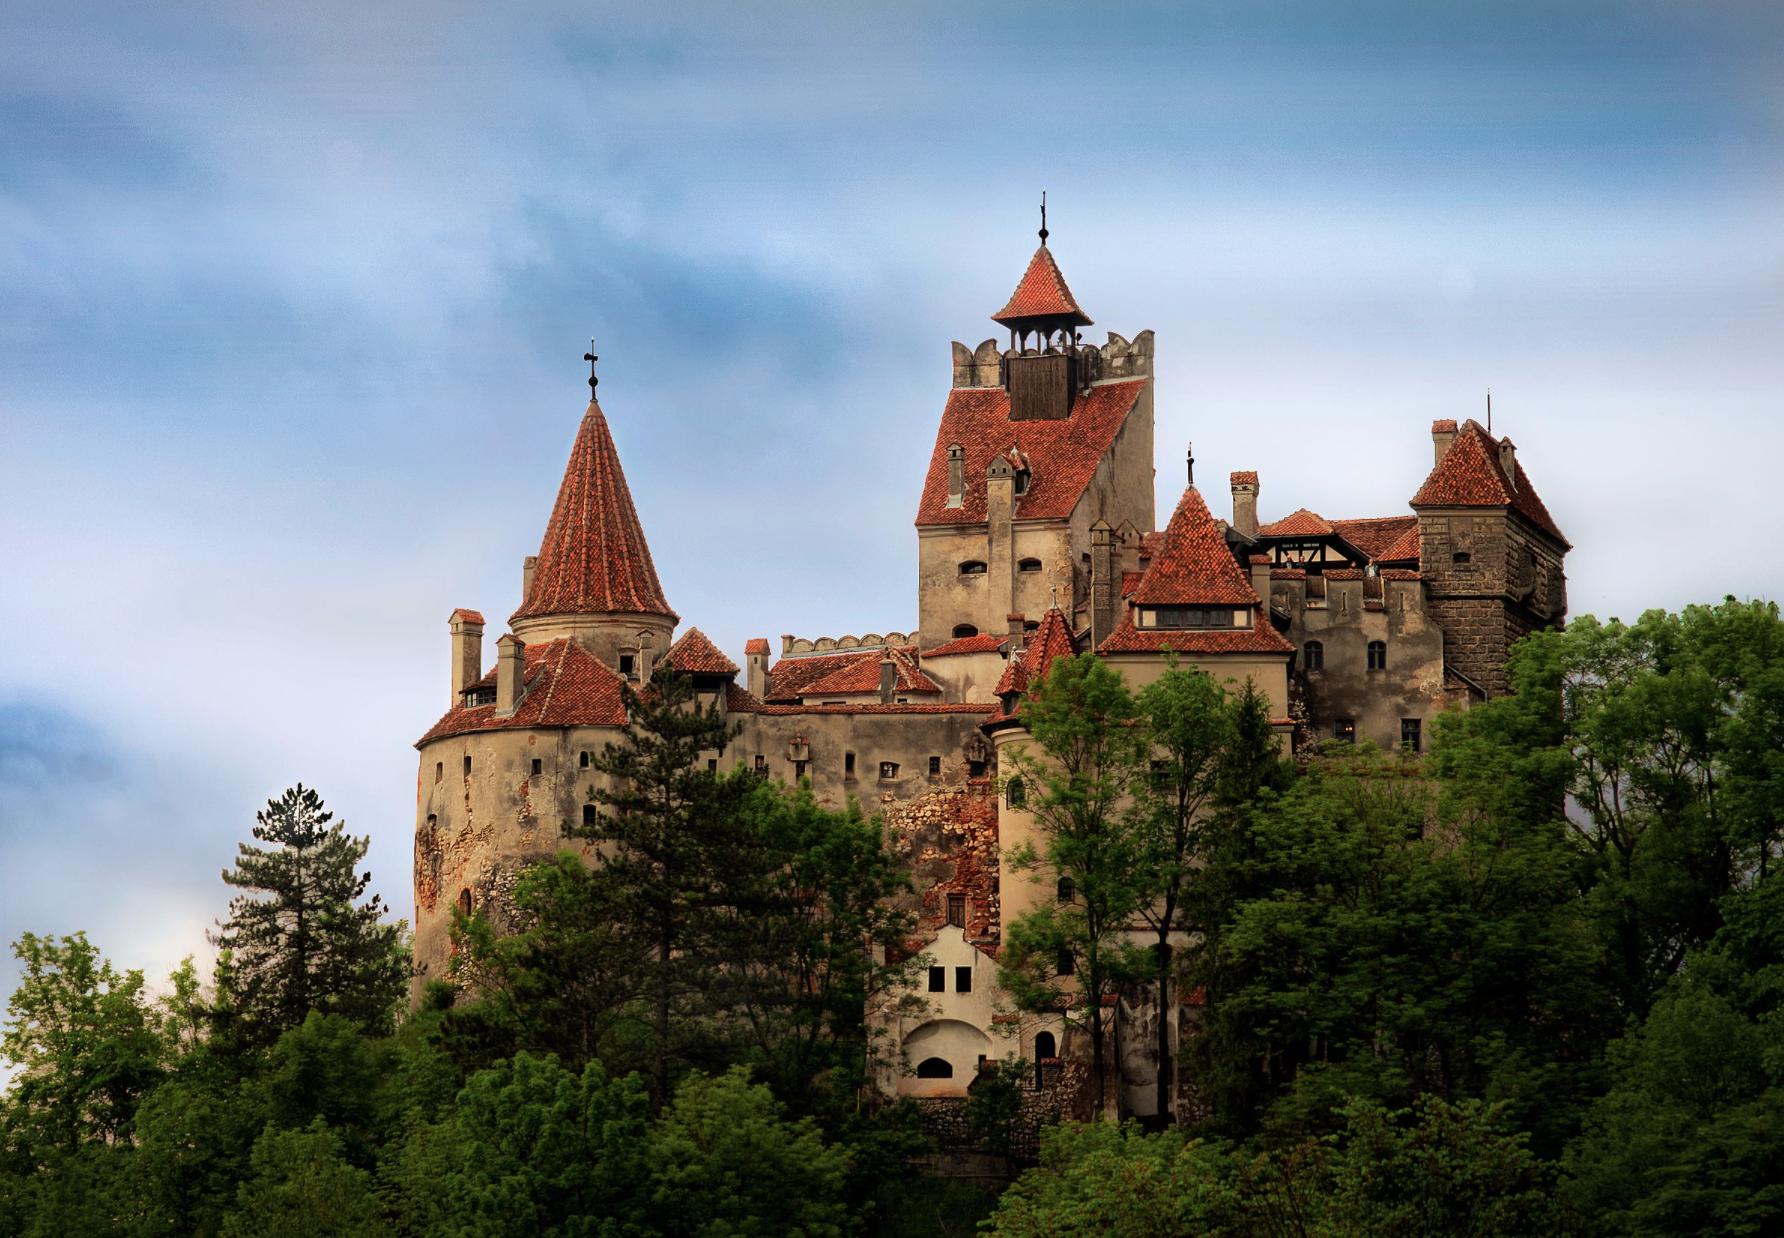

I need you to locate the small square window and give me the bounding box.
[1335,719,1356,743]
[928,755,941,776]
[618,653,636,678]
[530,758,543,776]
[879,761,899,780]
[946,893,966,927]
[754,754,766,772]
[955,966,973,994]
[968,759,987,778]
[708,758,718,771]
[928,966,945,993]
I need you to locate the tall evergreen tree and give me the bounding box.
[211,785,406,1050]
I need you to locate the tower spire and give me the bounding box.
[1038,189,1048,246]
[583,337,599,394]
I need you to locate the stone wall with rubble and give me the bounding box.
[912,1059,1091,1160]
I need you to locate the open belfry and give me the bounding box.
[413,218,1569,1115]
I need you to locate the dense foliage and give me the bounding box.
[5,601,1783,1235]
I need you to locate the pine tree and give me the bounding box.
[211,785,406,1050]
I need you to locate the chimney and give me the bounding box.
[1089,520,1117,648]
[946,443,965,508]
[495,633,524,717]
[522,555,538,602]
[745,638,770,699]
[449,609,485,705]
[1249,554,1273,607]
[879,655,896,704]
[1432,419,1457,466]
[1498,437,1518,491]
[1007,612,1027,656]
[1230,471,1259,538]
[636,631,656,683]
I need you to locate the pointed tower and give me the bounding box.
[993,201,1094,423]
[510,359,678,673]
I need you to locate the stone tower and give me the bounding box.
[1410,418,1569,696]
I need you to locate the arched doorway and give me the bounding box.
[1033,1030,1057,1087]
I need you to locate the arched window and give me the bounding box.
[916,1057,953,1079]
[457,888,472,917]
[1056,875,1075,903]
[958,560,987,576]
[1367,640,1387,671]
[1007,777,1025,808]
[952,624,979,639]
[1017,557,1043,573]
[1303,640,1324,671]
[1034,1031,1057,1061]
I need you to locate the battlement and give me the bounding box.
[950,330,1154,389]
[779,630,917,658]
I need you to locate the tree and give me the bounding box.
[576,669,748,1104]
[211,785,407,1050]
[219,1122,382,1238]
[997,653,1148,1117]
[0,932,164,1159]
[650,1067,853,1238]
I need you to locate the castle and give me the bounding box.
[412,226,1569,1117]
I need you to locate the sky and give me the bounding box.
[3,0,1782,1014]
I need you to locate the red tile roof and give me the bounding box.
[1098,614,1294,656]
[1257,507,1334,538]
[1129,487,1259,607]
[743,638,770,655]
[1377,522,1421,563]
[511,399,678,625]
[1380,569,1421,580]
[1329,515,1418,561]
[1230,470,1259,487]
[915,381,1146,527]
[1411,419,1567,545]
[1432,418,1457,433]
[417,638,628,744]
[1120,570,1143,598]
[991,245,1092,327]
[450,608,486,626]
[987,605,1078,724]
[921,633,1008,658]
[726,687,988,718]
[666,627,738,676]
[799,646,940,697]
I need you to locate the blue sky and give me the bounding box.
[3,1,1782,1010]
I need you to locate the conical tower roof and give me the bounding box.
[992,244,1092,329]
[511,398,678,624]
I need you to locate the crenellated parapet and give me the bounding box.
[950,330,1154,389]
[780,630,917,657]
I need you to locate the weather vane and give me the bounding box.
[583,338,599,393]
[1038,190,1048,245]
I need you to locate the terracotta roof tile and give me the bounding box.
[511,399,677,625]
[1129,487,1259,607]
[1230,470,1259,487]
[1120,570,1143,598]
[991,246,1092,327]
[1257,507,1335,539]
[743,638,770,655]
[1411,419,1567,545]
[417,638,628,744]
[1377,522,1421,563]
[922,633,1008,658]
[915,380,1146,527]
[986,606,1078,723]
[450,608,486,626]
[799,646,942,697]
[1098,613,1294,656]
[1432,418,1457,433]
[666,627,738,676]
[1380,568,1421,580]
[1329,515,1418,561]
[1271,567,1307,580]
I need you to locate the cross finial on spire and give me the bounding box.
[583,338,599,394]
[1038,190,1049,245]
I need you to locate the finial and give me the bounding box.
[583,338,599,393]
[1486,387,1492,434]
[1186,441,1195,486]
[1038,190,1048,245]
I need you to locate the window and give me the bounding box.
[880,761,900,779]
[426,813,437,831]
[755,754,766,772]
[958,560,987,576]
[1018,557,1043,573]
[530,758,543,776]
[1335,719,1356,743]
[916,1057,953,1078]
[1143,605,1236,629]
[457,888,472,916]
[1303,640,1324,671]
[928,755,942,776]
[464,685,496,706]
[1056,876,1075,903]
[968,759,987,778]
[1013,472,1030,496]
[928,966,945,993]
[1007,777,1025,807]
[1056,948,1075,976]
[1367,641,1387,671]
[952,623,979,639]
[1401,718,1422,753]
[946,894,966,928]
[955,966,973,994]
[434,762,443,783]
[463,755,472,776]
[1034,1031,1057,1061]
[618,653,636,679]
[845,751,856,776]
[579,751,591,769]
[582,804,596,826]
[793,760,807,780]
[708,758,718,771]
[1453,551,1471,564]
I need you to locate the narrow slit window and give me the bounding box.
[1007,777,1025,808]
[434,762,443,783]
[844,751,856,776]
[463,755,472,776]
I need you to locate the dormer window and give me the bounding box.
[1138,606,1240,630]
[463,685,496,707]
[1017,557,1042,573]
[952,624,979,639]
[958,561,987,576]
[1013,470,1031,496]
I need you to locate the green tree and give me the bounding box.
[650,1066,852,1238]
[219,1121,382,1238]
[1,932,164,1159]
[997,654,1147,1117]
[211,785,407,1050]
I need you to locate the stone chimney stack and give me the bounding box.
[946,443,965,508]
[745,638,770,699]
[449,609,485,705]
[1089,520,1117,649]
[495,633,524,717]
[1007,612,1027,656]
[879,655,896,704]
[636,631,656,683]
[522,555,538,602]
[1432,419,1457,466]
[1230,471,1259,538]
[1498,437,1518,491]
[1249,554,1273,607]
